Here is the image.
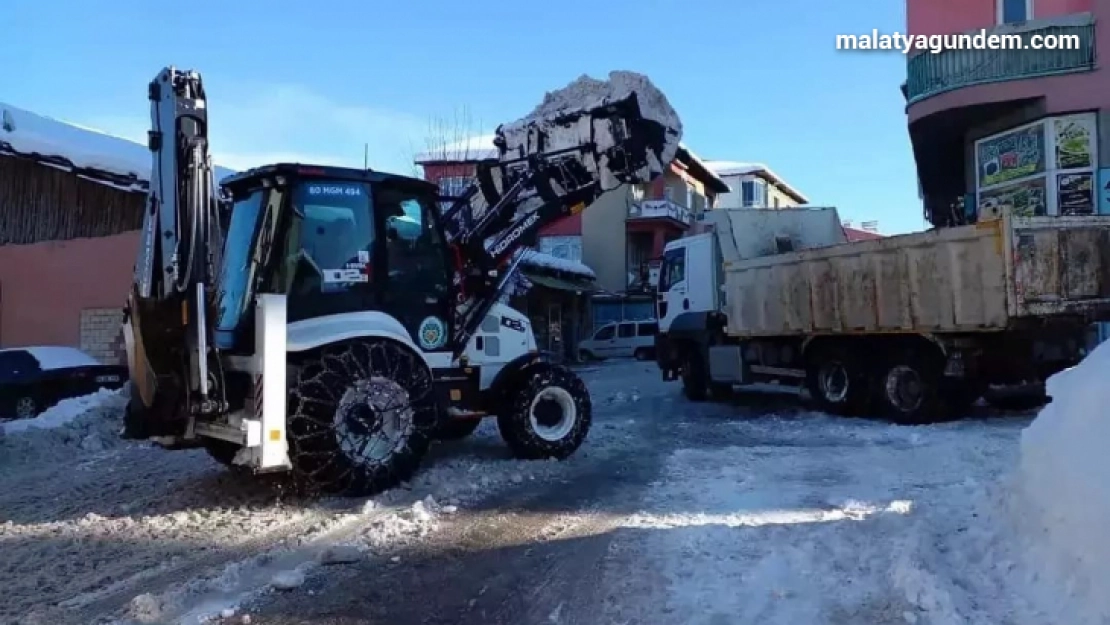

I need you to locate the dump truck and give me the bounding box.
[654,206,1110,423]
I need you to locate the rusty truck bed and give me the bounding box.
[722,213,1110,337]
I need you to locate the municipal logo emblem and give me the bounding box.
[418,316,447,350]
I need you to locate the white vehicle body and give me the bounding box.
[655,207,1110,423]
[578,320,658,360]
[124,297,534,471]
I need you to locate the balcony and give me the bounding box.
[905,15,1096,106]
[627,200,692,225]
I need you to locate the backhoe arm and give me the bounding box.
[124,67,225,434]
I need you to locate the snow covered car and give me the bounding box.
[0,346,128,420]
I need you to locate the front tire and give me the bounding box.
[497,365,591,460]
[286,339,436,496]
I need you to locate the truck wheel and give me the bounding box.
[432,417,482,441]
[872,351,945,425]
[681,350,709,402]
[287,338,435,496]
[497,365,592,460]
[805,346,870,416]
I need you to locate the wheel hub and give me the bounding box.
[885,365,924,412]
[335,377,413,463]
[529,387,577,442]
[15,397,35,419]
[818,362,850,403]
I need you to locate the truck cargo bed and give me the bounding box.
[724,213,1110,337]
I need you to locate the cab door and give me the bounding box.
[376,185,455,353]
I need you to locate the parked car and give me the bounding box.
[578,320,658,361]
[0,346,128,420]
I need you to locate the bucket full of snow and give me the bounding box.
[494,71,682,194]
[1019,340,1110,614]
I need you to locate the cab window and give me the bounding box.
[594,325,615,340]
[282,181,377,322]
[659,247,686,292]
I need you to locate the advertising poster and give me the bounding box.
[978,177,1047,218]
[1053,114,1096,170]
[1058,172,1095,216]
[976,122,1046,188]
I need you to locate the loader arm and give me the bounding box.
[439,71,683,354]
[124,67,226,433]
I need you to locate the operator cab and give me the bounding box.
[215,164,454,353]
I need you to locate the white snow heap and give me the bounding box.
[519,249,595,279]
[1019,340,1110,617]
[0,100,236,192]
[496,71,683,192]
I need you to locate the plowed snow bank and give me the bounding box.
[1020,340,1110,622]
[0,388,127,463]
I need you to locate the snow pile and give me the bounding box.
[520,248,595,279]
[0,100,236,192]
[497,71,683,192]
[1018,340,1110,621]
[0,388,128,462]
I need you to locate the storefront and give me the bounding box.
[974,112,1099,219]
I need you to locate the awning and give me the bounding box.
[522,272,598,293]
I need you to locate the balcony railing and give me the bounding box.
[905,16,1096,105]
[628,199,692,225]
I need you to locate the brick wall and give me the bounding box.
[79,308,125,365]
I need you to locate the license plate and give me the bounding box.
[95,375,120,384]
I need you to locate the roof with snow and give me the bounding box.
[0,101,236,193]
[704,160,808,204]
[675,144,729,194]
[520,249,595,281]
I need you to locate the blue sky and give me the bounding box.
[3,0,925,233]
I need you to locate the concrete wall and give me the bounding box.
[0,231,137,360]
[908,0,1092,35]
[581,187,632,293]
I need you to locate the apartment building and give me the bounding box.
[904,0,1104,225]
[704,161,809,209]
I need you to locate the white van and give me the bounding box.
[578,320,658,361]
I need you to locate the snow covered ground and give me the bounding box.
[2,356,1108,625]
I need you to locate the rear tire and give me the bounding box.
[872,349,946,425]
[287,338,436,496]
[498,365,592,460]
[432,417,482,441]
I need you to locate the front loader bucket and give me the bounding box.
[479,70,683,224]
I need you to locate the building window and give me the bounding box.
[539,235,583,262]
[998,0,1031,24]
[741,180,766,208]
